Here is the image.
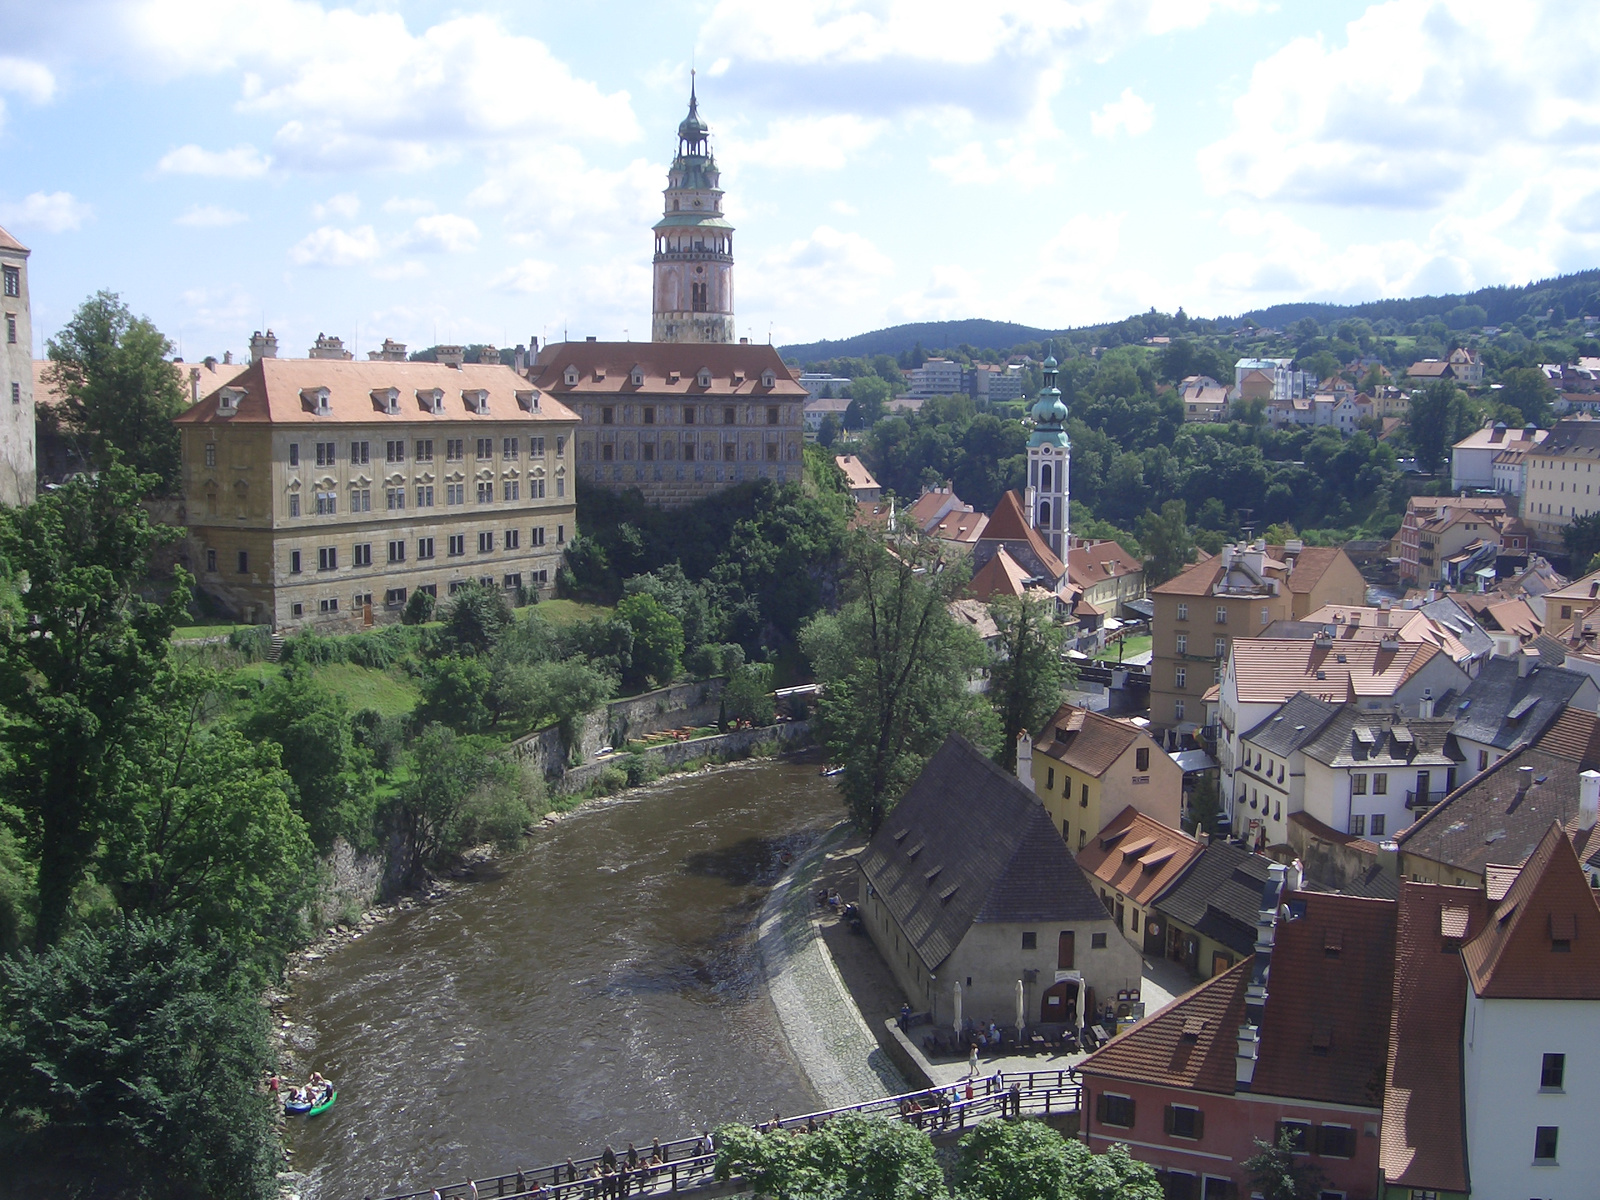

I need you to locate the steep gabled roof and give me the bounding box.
[1152,554,1225,597]
[1449,656,1592,752]
[1077,957,1251,1094]
[1155,841,1274,958]
[0,225,27,254]
[1381,883,1487,1194]
[1252,892,1396,1109]
[1462,821,1600,998]
[1076,806,1203,907]
[1066,542,1142,589]
[1035,702,1142,779]
[967,547,1030,601]
[856,736,1110,973]
[979,490,1065,579]
[1284,547,1345,594]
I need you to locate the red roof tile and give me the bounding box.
[529,340,807,398]
[967,548,1030,601]
[1230,638,1443,704]
[1076,806,1203,907]
[1035,702,1141,779]
[0,225,27,254]
[980,491,1065,579]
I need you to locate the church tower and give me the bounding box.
[1024,353,1070,559]
[652,78,735,344]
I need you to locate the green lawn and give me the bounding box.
[172,620,256,640]
[535,599,615,625]
[1094,634,1151,662]
[218,660,421,719]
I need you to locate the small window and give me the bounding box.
[447,438,464,461]
[642,406,655,425]
[1136,747,1150,772]
[1176,603,1188,621]
[683,408,695,426]
[236,551,249,574]
[416,439,434,462]
[384,587,407,609]
[502,436,519,457]
[1350,814,1365,836]
[1541,1052,1566,1090]
[204,442,217,468]
[386,439,405,464]
[477,437,494,459]
[1175,667,1187,689]
[1021,931,1037,950]
[602,406,614,425]
[532,526,545,547]
[448,535,465,557]
[1373,773,1388,795]
[1370,813,1385,837]
[1091,932,1107,948]
[417,537,435,561]
[504,528,520,550]
[206,549,217,572]
[1165,1105,1203,1141]
[478,531,494,554]
[288,442,300,467]
[1274,1120,1311,1153]
[318,597,339,615]
[767,406,779,425]
[1081,782,1089,807]
[1352,773,1368,795]
[2,265,18,297]
[387,540,405,564]
[1317,1125,1355,1158]
[291,602,304,617]
[723,406,736,425]
[1097,1094,1135,1129]
[1534,1125,1559,1161]
[353,543,372,567]
[318,547,337,571]
[557,524,565,544]
[351,440,370,465]
[290,550,302,574]
[289,493,301,518]
[1046,767,1055,791]
[1215,606,1227,624]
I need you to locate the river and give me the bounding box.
[284,758,845,1200]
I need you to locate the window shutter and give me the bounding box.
[1126,1098,1135,1128]
[1095,1093,1108,1124]
[1163,1105,1174,1135]
[1192,1108,1204,1140]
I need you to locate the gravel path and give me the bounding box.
[757,823,905,1108]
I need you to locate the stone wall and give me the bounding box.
[510,678,727,778]
[557,720,811,794]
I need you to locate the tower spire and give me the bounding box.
[654,76,734,343]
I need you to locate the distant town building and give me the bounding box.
[834,454,881,503]
[902,357,965,399]
[1407,347,1483,386]
[1395,494,1520,588]
[0,224,35,505]
[173,352,577,629]
[796,372,852,400]
[902,484,987,548]
[1232,357,1312,402]
[803,394,851,434]
[1178,375,1228,422]
[1525,416,1600,552]
[1065,539,1144,618]
[1451,420,1545,492]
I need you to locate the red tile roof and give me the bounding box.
[1066,541,1142,589]
[1380,883,1487,1193]
[980,491,1065,579]
[529,340,808,398]
[1462,821,1600,999]
[1151,554,1225,597]
[1284,546,1344,594]
[967,547,1030,601]
[1230,638,1443,704]
[0,225,27,253]
[835,455,879,492]
[1076,806,1203,906]
[1078,957,1251,1094]
[1035,702,1142,779]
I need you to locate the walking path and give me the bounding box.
[757,823,905,1107]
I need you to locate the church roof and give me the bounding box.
[980,490,1065,579]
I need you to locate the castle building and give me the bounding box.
[527,84,807,509]
[173,346,577,629]
[652,77,734,345]
[0,224,36,506]
[1024,353,1069,558]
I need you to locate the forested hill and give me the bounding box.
[779,268,1600,363]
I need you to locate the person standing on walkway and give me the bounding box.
[967,1043,979,1078]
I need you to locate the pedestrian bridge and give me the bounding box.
[371,1069,1083,1200]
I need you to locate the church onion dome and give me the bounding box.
[678,79,710,149]
[1028,349,1069,448]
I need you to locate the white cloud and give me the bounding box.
[157,142,272,177]
[747,224,894,310]
[175,203,248,227]
[831,200,859,216]
[490,258,557,295]
[383,196,436,216]
[727,114,888,171]
[470,145,661,241]
[890,265,985,322]
[311,192,359,220]
[400,214,480,255]
[0,191,92,233]
[1090,88,1154,139]
[371,261,428,281]
[0,57,57,104]
[289,224,381,267]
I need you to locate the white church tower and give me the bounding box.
[651,77,735,344]
[1024,352,1069,558]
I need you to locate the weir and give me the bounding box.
[370,1070,1083,1200]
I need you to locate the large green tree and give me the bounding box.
[0,917,279,1199]
[801,532,996,831]
[955,1119,1160,1200]
[1499,366,1553,426]
[1242,1131,1329,1200]
[987,593,1067,772]
[44,291,189,493]
[616,591,685,688]
[1407,380,1469,473]
[714,1114,945,1200]
[1563,511,1600,568]
[1137,499,1197,586]
[0,463,188,947]
[391,723,522,884]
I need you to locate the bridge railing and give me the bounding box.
[372,1070,1081,1200]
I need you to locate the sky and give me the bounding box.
[4,0,1600,361]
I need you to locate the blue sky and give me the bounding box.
[3,0,1599,360]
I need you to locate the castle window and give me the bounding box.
[723,406,736,425]
[2,266,18,297]
[767,406,779,425]
[1041,464,1052,490]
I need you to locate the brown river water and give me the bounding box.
[284,758,843,1200]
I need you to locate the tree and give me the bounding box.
[389,724,521,884]
[723,661,776,727]
[402,587,436,625]
[1185,772,1223,836]
[1137,499,1196,586]
[818,413,840,446]
[987,593,1067,771]
[1499,366,1553,426]
[1068,1144,1163,1200]
[1407,380,1467,473]
[714,1114,945,1200]
[955,1116,1081,1200]
[849,374,893,427]
[0,917,279,1199]
[624,563,710,652]
[1243,1131,1329,1200]
[616,591,685,688]
[1563,511,1600,568]
[801,532,997,831]
[436,579,513,656]
[0,462,189,947]
[44,291,189,493]
[418,653,496,734]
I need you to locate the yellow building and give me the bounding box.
[1524,416,1600,552]
[174,352,578,629]
[1019,703,1183,853]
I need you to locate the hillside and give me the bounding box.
[779,268,1600,363]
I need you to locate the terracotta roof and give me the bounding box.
[1229,638,1444,705]
[1151,554,1224,597]
[1452,424,1546,452]
[1251,891,1396,1109]
[1078,957,1251,1094]
[0,224,27,254]
[1380,883,1487,1192]
[1484,598,1541,639]
[528,340,807,398]
[1066,541,1142,590]
[979,491,1065,579]
[1537,705,1600,763]
[1462,822,1600,999]
[932,511,987,544]
[172,358,576,427]
[1407,360,1454,378]
[39,357,243,412]
[1035,702,1141,779]
[967,547,1030,601]
[856,735,1111,973]
[835,455,879,492]
[947,598,998,641]
[1076,806,1202,907]
[1284,547,1344,594]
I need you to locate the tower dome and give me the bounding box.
[652,76,735,344]
[1024,346,1070,558]
[1029,354,1069,446]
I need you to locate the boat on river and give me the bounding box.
[285,1085,337,1116]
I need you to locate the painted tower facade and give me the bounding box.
[0,225,35,507]
[1025,353,1069,558]
[652,81,735,344]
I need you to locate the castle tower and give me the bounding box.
[1024,353,1069,559]
[652,78,735,344]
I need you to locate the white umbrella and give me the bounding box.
[952,980,963,1034]
[1015,980,1026,1033]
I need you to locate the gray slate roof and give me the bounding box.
[1449,656,1592,752]
[1242,691,1343,756]
[1415,596,1496,662]
[857,735,1110,973]
[1154,840,1273,958]
[1301,710,1462,770]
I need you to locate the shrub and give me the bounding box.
[402,588,436,625]
[225,624,272,661]
[594,766,628,794]
[620,752,659,788]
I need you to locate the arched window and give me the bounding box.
[1041,464,1052,491]
[1038,501,1051,528]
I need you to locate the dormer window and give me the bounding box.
[697,368,712,388]
[733,370,746,385]
[593,366,606,381]
[300,386,331,416]
[462,388,491,415]
[761,369,776,388]
[630,366,644,387]
[416,388,444,414]
[373,387,400,415]
[563,366,579,386]
[667,370,681,384]
[217,386,244,415]
[516,389,540,412]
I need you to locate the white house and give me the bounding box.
[1451,420,1546,492]
[1298,710,1463,839]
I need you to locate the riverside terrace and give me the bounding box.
[371,1071,1084,1200]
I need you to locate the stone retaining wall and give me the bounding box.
[510,678,727,778]
[557,720,812,794]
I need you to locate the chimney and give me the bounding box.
[1237,861,1285,1090]
[513,344,527,374]
[249,329,278,362]
[1581,771,1600,832]
[740,336,750,344]
[1517,764,1535,798]
[1377,839,1399,880]
[1518,648,1540,678]
[1016,731,1035,794]
[1380,636,1400,651]
[1288,858,1304,892]
[189,367,201,405]
[1419,688,1435,719]
[222,350,233,365]
[435,345,465,369]
[585,335,597,342]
